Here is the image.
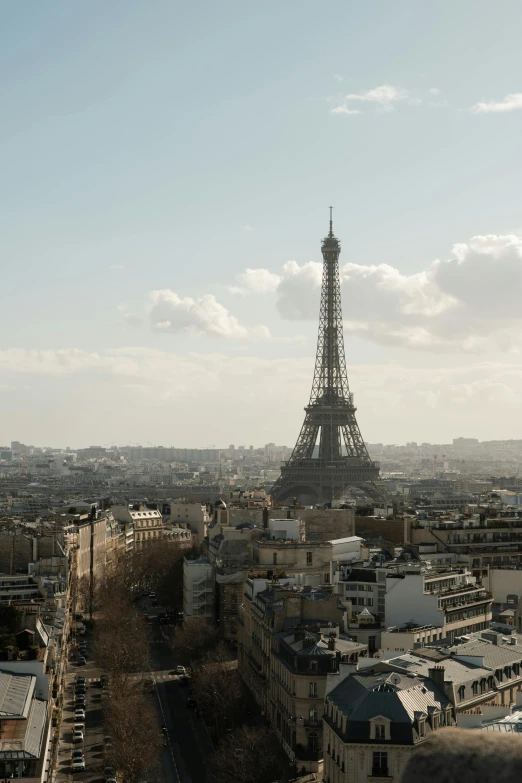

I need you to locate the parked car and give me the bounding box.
[77,657,87,666]
[100,674,109,686]
[75,698,86,709]
[186,696,196,708]
[75,676,86,685]
[74,708,86,720]
[75,685,86,695]
[104,734,113,748]
[178,675,189,686]
[72,730,84,743]
[176,665,186,675]
[143,679,154,693]
[71,750,85,772]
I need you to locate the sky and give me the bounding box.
[2,0,522,448]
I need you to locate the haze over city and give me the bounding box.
[3,1,522,447]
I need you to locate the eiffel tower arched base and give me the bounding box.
[271,462,388,506]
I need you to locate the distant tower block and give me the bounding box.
[271,210,386,506]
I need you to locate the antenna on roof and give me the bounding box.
[329,206,334,237]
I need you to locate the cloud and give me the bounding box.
[471,92,522,114]
[148,289,250,338]
[429,87,441,96]
[229,268,282,295]
[233,234,522,352]
[331,84,412,114]
[331,106,362,116]
[333,74,344,82]
[110,264,125,270]
[242,224,254,232]
[122,312,143,327]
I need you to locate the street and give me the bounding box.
[55,604,213,783]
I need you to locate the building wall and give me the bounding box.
[322,732,414,783]
[484,568,522,603]
[385,575,443,629]
[380,627,444,652]
[355,516,408,545]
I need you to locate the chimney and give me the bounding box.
[428,666,446,691]
[262,507,269,530]
[328,635,336,651]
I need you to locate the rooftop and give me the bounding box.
[0,671,36,719]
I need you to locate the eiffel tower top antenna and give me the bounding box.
[329,206,333,237]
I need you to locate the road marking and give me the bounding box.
[152,675,181,783]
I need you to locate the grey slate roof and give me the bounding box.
[450,639,522,670]
[326,670,452,745]
[387,653,492,685]
[0,671,35,719]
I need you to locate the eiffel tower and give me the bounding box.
[271,210,386,506]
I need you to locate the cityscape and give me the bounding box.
[3,3,522,783]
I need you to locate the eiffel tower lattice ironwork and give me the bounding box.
[271,210,386,505]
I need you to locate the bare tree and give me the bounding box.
[213,725,287,783]
[105,690,162,783]
[191,645,242,738]
[170,617,220,671]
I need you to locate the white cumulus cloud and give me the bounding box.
[229,268,282,295]
[148,289,249,338]
[331,84,412,115]
[233,234,522,352]
[471,92,522,114]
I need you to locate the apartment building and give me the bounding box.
[323,669,455,783]
[385,567,493,644]
[111,504,165,550]
[272,630,366,773]
[410,511,522,579]
[238,577,367,771]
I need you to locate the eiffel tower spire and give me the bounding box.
[271,212,385,505]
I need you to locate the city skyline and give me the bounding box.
[3,2,522,447]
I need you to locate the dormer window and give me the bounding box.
[458,685,465,701]
[418,718,426,738]
[371,717,390,741]
[310,660,318,673]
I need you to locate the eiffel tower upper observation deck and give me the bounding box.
[271,210,386,506]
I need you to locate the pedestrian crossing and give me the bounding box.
[80,671,179,683]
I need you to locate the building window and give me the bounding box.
[372,751,388,777]
[375,723,385,740]
[308,732,319,752]
[472,682,478,696]
[324,573,330,583]
[418,719,426,738]
[514,664,520,677]
[273,552,277,565]
[458,685,465,701]
[480,679,486,694]
[306,551,313,564]
[309,682,318,698]
[309,706,318,724]
[488,676,494,690]
[310,661,318,673]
